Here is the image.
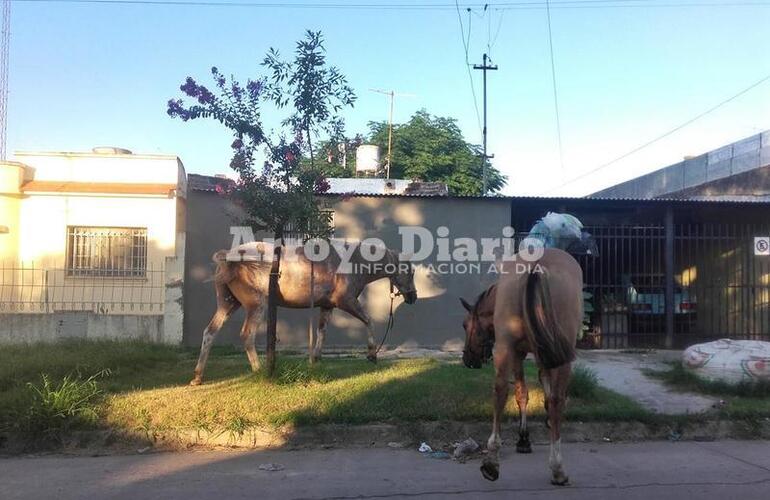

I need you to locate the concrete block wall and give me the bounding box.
[592,131,770,199]
[0,313,165,344]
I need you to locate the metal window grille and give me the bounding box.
[66,226,148,277]
[283,210,335,243]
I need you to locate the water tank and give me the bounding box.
[356,145,379,174]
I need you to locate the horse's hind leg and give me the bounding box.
[481,343,513,482]
[311,308,332,363]
[546,363,571,486]
[241,305,263,372]
[191,296,240,386]
[513,350,532,454]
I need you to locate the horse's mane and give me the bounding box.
[473,284,497,315]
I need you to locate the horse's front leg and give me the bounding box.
[481,345,513,482]
[337,299,378,363]
[546,363,571,486]
[513,350,532,453]
[311,308,333,363]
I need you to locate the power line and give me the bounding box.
[547,71,770,193]
[10,0,770,10]
[455,0,484,135]
[544,0,564,170]
[489,7,506,52]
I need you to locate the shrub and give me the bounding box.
[568,365,599,400]
[16,370,110,441]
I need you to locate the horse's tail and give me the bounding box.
[522,267,576,370]
[211,250,232,282]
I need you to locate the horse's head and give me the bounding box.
[566,230,599,257]
[459,291,495,369]
[389,254,417,304]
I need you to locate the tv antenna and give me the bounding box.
[369,88,415,179]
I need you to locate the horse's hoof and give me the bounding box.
[366,354,378,364]
[189,378,202,386]
[515,440,532,454]
[480,460,499,481]
[551,473,569,486]
[545,419,551,430]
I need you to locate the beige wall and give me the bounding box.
[184,192,512,350]
[1,152,185,317]
[0,162,24,265]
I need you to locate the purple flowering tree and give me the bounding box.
[168,31,355,375]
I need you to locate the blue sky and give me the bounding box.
[6,1,770,195]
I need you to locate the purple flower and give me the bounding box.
[231,81,244,100]
[211,67,226,88]
[180,77,200,98]
[166,99,190,121]
[197,86,214,105]
[246,79,263,99]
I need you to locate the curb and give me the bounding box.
[5,419,768,455]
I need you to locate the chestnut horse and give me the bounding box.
[191,241,417,386]
[460,248,582,486]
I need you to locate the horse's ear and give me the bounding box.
[460,297,473,312]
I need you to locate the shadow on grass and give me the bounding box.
[1,340,654,451]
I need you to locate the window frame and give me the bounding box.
[65,225,149,278]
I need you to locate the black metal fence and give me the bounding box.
[574,223,770,349]
[0,263,165,314]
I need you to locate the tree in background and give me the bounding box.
[168,30,354,376]
[368,110,506,195]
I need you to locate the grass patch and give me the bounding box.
[645,362,770,419]
[0,341,652,445]
[13,370,109,442]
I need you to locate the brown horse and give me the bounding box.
[191,241,417,386]
[460,248,582,486]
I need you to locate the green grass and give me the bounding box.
[0,341,650,444]
[645,362,770,419]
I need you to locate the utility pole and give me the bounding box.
[369,88,414,179]
[473,53,497,195]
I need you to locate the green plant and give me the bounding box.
[568,365,599,400]
[18,369,110,440]
[275,360,329,386]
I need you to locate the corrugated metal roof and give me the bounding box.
[189,173,770,205]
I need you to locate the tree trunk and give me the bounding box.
[308,260,316,364]
[266,233,283,377]
[307,126,315,169]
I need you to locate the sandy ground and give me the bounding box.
[577,350,717,413]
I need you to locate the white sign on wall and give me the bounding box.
[755,237,770,256]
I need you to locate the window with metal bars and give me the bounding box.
[66,226,148,277]
[283,210,335,242]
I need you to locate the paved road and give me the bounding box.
[3,441,770,500]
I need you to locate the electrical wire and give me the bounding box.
[11,0,770,10]
[547,71,770,193]
[544,0,565,170]
[455,0,484,135]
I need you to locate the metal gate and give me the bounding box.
[576,223,770,349]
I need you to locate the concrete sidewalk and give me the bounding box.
[577,350,717,414]
[3,441,770,500]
